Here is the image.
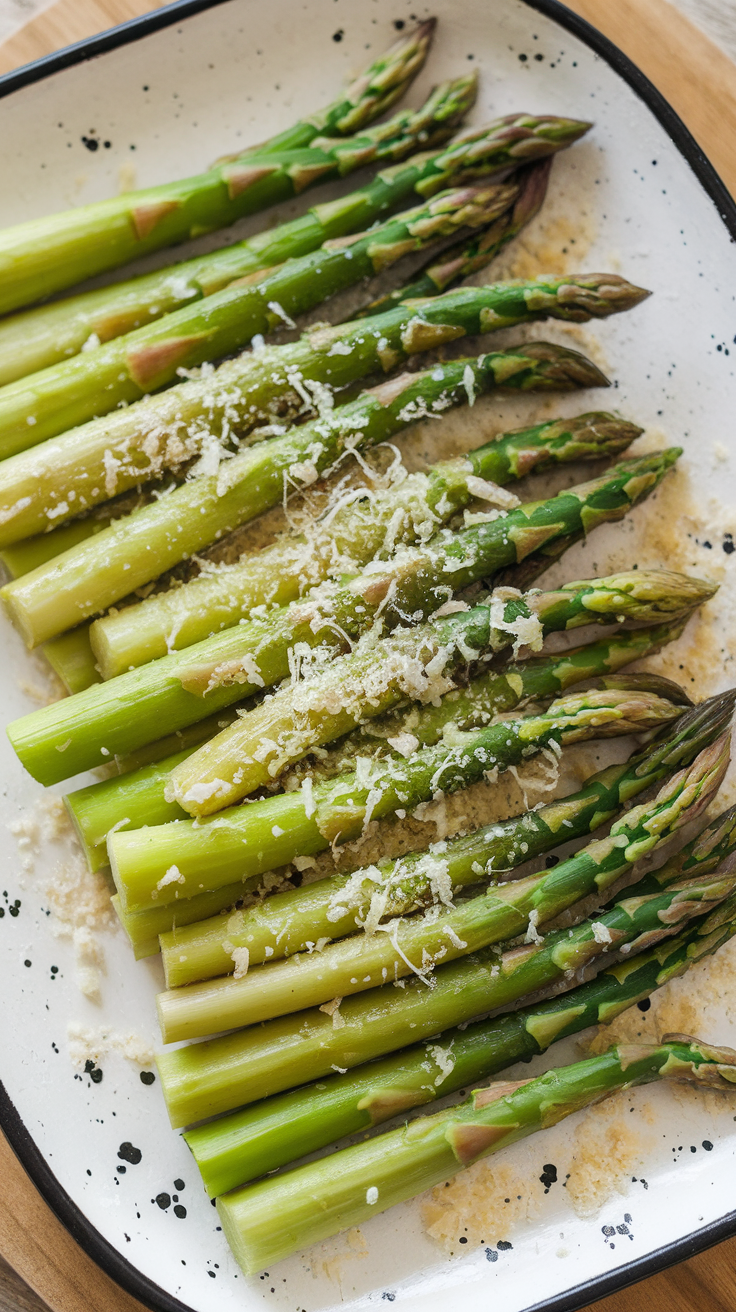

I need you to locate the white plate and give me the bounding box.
[2,2,736,1310]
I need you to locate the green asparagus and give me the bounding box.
[216,1035,736,1273]
[90,407,639,680]
[166,452,682,817]
[0,21,437,316]
[0,75,486,386]
[156,726,728,1042]
[0,341,610,651]
[360,162,553,317]
[67,622,685,882]
[185,821,736,1194]
[104,576,716,910]
[10,566,705,796]
[1,176,544,460]
[109,675,717,958]
[155,721,733,1124]
[0,263,627,554]
[159,672,691,988]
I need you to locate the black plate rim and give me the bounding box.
[1,1,735,1308]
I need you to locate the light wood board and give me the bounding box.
[0,0,735,1309]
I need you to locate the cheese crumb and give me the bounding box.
[67,1023,155,1069]
[591,921,613,945]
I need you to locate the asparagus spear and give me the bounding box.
[0,75,480,386]
[0,494,152,695]
[0,22,437,317]
[15,356,606,694]
[113,674,724,948]
[40,628,99,695]
[0,341,610,646]
[360,163,554,317]
[67,622,685,881]
[156,726,728,1043]
[152,676,687,986]
[166,450,681,818]
[109,674,715,958]
[160,671,692,987]
[0,100,578,390]
[155,723,733,1127]
[232,22,438,151]
[90,408,639,680]
[359,149,555,316]
[185,844,736,1194]
[0,269,623,553]
[216,1034,736,1273]
[1,176,541,461]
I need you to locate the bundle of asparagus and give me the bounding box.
[0,165,593,540]
[0,22,439,315]
[66,626,688,881]
[89,406,639,680]
[3,342,608,695]
[0,266,641,570]
[154,713,733,1125]
[10,482,697,784]
[155,726,730,1044]
[101,588,718,907]
[0,336,610,651]
[0,102,587,389]
[1,336,605,696]
[0,176,546,457]
[217,1035,736,1274]
[185,804,736,1194]
[164,458,683,819]
[108,658,712,956]
[156,674,693,986]
[0,22,729,1286]
[0,70,481,384]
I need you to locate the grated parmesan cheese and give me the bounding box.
[67,1023,155,1069]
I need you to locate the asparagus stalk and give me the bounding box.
[0,267,624,553]
[156,726,728,1043]
[67,621,685,880]
[0,342,609,650]
[185,845,736,1194]
[41,628,100,694]
[155,724,733,1127]
[13,363,611,696]
[0,502,135,578]
[0,22,438,317]
[90,408,639,680]
[0,498,141,692]
[105,584,713,914]
[360,161,554,317]
[9,565,706,796]
[1,177,543,461]
[160,671,692,987]
[109,676,716,958]
[226,22,439,152]
[216,1035,736,1273]
[0,75,488,387]
[166,450,681,818]
[152,682,687,986]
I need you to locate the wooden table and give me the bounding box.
[2,1,736,1309]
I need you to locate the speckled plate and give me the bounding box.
[2,2,736,1310]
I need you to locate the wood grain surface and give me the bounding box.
[0,0,169,75]
[0,1,734,1310]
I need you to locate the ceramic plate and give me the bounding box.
[2,1,736,1309]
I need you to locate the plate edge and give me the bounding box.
[0,1078,194,1312]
